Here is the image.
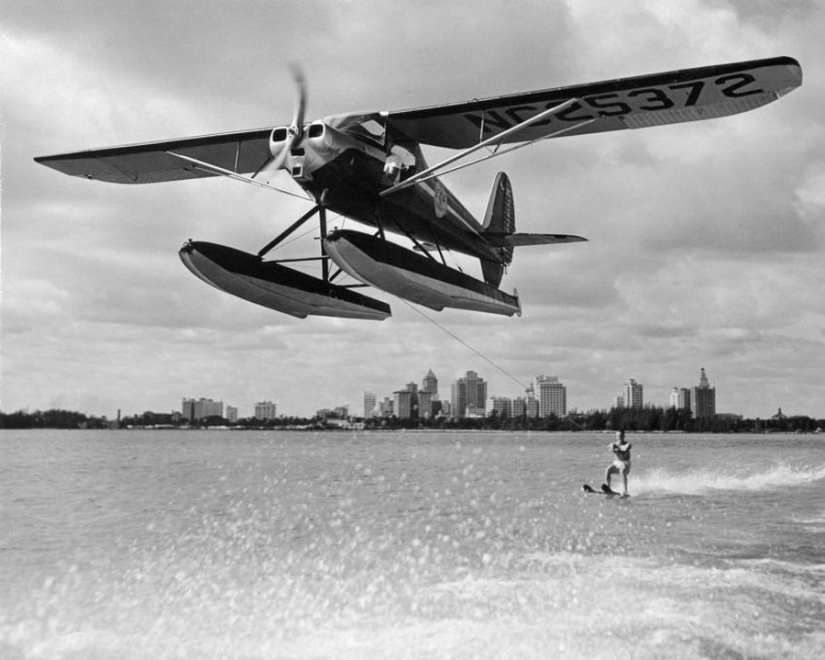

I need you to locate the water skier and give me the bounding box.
[605,430,631,495]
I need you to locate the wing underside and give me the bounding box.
[385,57,802,149]
[35,129,272,184]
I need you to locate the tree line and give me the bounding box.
[2,406,822,433]
[368,406,822,433]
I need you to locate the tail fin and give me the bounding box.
[481,172,514,287]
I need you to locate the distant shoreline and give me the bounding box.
[2,408,822,434]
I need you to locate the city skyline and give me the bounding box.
[170,366,724,422]
[3,2,823,421]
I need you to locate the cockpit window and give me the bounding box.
[326,112,387,146]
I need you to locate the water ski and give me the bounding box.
[582,484,629,498]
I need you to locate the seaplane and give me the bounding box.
[35,56,801,321]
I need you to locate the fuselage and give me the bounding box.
[272,121,503,263]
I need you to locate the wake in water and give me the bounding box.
[633,462,825,496]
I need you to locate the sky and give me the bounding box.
[1,0,824,420]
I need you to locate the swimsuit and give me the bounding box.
[611,443,631,473]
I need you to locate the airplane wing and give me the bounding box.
[34,128,272,184]
[35,57,801,185]
[384,57,802,149]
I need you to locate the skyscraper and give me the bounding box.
[678,388,692,413]
[536,375,566,417]
[691,368,716,419]
[363,392,377,418]
[625,379,644,410]
[422,369,438,398]
[451,370,487,418]
[394,383,418,419]
[418,391,435,419]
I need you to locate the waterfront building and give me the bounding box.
[394,383,418,419]
[691,368,716,419]
[254,401,277,421]
[363,392,377,418]
[378,397,394,417]
[512,386,539,418]
[678,388,692,413]
[182,397,224,422]
[316,406,348,419]
[625,379,644,410]
[536,375,566,417]
[466,405,486,418]
[451,371,487,418]
[422,369,439,399]
[418,390,434,419]
[490,396,513,418]
[226,406,238,423]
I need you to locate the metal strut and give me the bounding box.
[318,205,329,282]
[257,205,321,258]
[257,189,333,283]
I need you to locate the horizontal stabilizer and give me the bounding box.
[485,233,588,247]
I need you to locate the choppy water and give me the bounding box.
[1,429,824,659]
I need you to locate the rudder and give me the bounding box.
[481,172,514,287]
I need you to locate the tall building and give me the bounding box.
[536,375,566,417]
[226,406,238,423]
[451,370,487,418]
[691,368,716,419]
[254,401,277,421]
[490,396,513,418]
[363,392,377,418]
[678,388,692,413]
[418,390,434,419]
[379,397,394,417]
[421,369,438,398]
[394,383,418,419]
[512,394,540,418]
[625,379,644,410]
[182,398,224,422]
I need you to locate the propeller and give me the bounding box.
[270,63,308,172]
[252,63,308,179]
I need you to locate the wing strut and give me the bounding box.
[165,151,311,200]
[380,98,594,196]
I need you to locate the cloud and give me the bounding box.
[2,0,824,418]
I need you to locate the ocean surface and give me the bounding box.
[1,429,824,659]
